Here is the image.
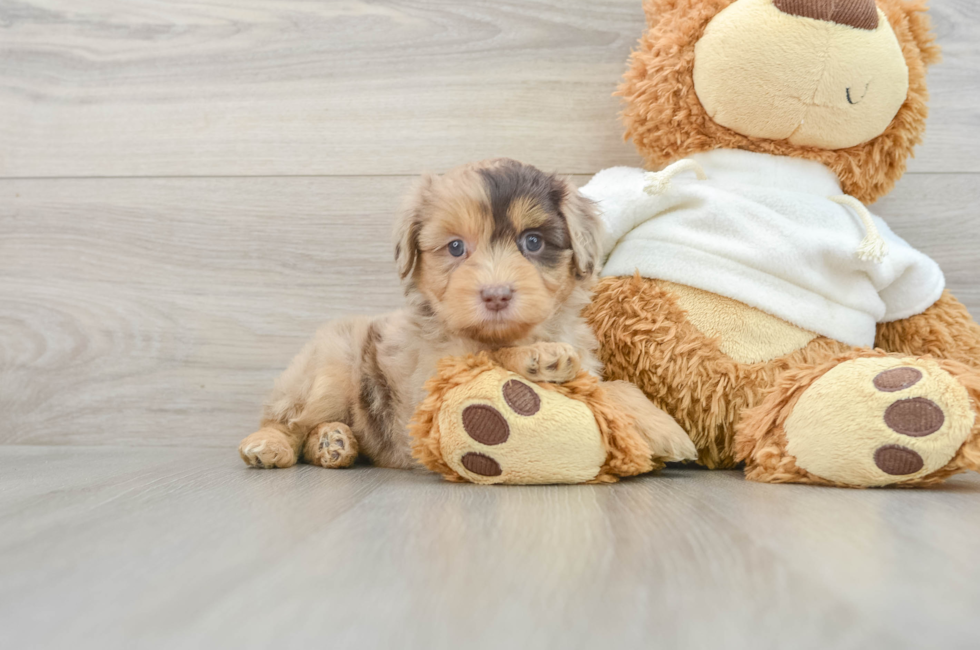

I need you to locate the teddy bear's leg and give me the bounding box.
[586,274,854,468]
[735,350,980,487]
[876,291,980,369]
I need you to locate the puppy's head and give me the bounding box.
[394,159,602,345]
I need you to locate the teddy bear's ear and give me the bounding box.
[899,0,942,66]
[641,0,709,30]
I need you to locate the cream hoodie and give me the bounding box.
[580,149,945,348]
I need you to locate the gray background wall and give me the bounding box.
[2,0,977,448]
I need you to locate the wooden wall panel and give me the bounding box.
[2,1,977,177]
[2,173,977,447]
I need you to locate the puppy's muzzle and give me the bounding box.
[481,285,513,313]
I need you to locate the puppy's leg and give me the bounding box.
[494,342,582,383]
[239,423,300,468]
[239,318,366,469]
[602,380,697,463]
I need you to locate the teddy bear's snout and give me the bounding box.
[773,0,878,31]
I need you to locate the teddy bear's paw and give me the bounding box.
[438,370,607,484]
[782,357,976,487]
[304,422,359,469]
[239,428,298,468]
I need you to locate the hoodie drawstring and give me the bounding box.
[829,194,889,264]
[643,159,708,195]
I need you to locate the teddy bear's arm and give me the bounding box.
[875,291,980,369]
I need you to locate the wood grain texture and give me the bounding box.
[0,176,409,447]
[3,173,977,448]
[907,0,980,173]
[0,0,645,177]
[2,0,978,177]
[1,446,978,650]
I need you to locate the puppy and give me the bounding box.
[239,159,695,470]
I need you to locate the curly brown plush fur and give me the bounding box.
[588,276,980,486]
[876,291,980,368]
[586,274,851,468]
[620,0,940,204]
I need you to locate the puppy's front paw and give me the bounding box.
[497,342,581,383]
[239,429,298,468]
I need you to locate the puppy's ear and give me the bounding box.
[552,177,603,280]
[393,173,433,281]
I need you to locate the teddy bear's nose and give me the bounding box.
[773,0,879,31]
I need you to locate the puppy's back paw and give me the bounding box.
[239,428,298,468]
[304,422,359,468]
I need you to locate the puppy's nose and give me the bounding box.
[480,285,513,312]
[773,0,878,31]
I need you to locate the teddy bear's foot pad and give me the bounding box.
[784,357,975,487]
[872,367,946,475]
[439,369,606,484]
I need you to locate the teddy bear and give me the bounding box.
[410,352,693,484]
[579,0,980,487]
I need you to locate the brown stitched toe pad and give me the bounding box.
[874,445,925,476]
[884,398,945,437]
[502,379,541,416]
[462,405,510,445]
[461,452,502,477]
[873,367,923,393]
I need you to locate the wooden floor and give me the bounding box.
[2,446,979,650]
[2,1,980,648]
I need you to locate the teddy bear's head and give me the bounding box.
[621,0,940,203]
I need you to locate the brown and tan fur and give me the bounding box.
[239,159,610,470]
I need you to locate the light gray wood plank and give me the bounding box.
[1,173,977,448]
[0,0,645,178]
[2,0,976,178]
[908,0,980,173]
[661,470,980,650]
[0,175,411,447]
[874,172,980,312]
[3,446,979,649]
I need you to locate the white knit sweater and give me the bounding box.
[580,149,945,348]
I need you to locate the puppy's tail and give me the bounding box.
[602,380,697,463]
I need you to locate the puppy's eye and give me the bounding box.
[448,239,466,258]
[521,232,544,254]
